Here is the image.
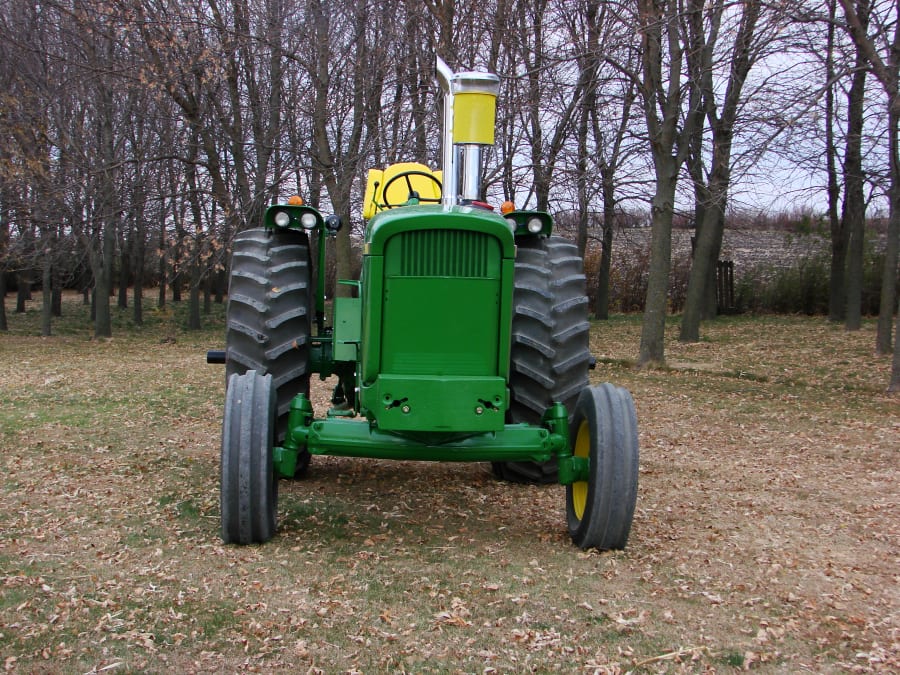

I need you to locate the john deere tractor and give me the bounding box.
[210,58,638,551]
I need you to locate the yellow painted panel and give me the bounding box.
[453,92,497,144]
[363,169,384,220]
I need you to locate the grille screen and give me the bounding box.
[397,229,491,277]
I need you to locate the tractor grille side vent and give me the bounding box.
[398,229,490,277]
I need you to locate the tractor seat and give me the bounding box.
[363,162,443,220]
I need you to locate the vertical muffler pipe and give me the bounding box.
[436,57,500,206]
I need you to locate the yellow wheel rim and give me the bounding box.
[571,420,590,520]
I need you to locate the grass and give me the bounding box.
[0,294,897,672]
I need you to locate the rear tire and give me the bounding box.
[493,237,591,483]
[566,384,639,551]
[225,228,312,473]
[221,370,278,545]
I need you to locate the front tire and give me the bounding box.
[221,370,278,545]
[566,383,639,551]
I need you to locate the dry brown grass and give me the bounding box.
[0,298,897,673]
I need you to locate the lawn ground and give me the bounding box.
[0,295,897,673]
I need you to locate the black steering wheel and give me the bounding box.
[381,170,443,207]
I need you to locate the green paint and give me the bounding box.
[260,200,582,482]
[357,205,515,427]
[332,297,360,362]
[361,374,507,433]
[293,416,562,463]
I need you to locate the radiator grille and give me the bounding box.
[397,229,491,277]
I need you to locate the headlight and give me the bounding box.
[505,217,517,232]
[300,212,318,229]
[527,217,543,234]
[325,214,343,232]
[273,210,291,228]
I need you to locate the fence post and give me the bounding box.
[717,260,735,313]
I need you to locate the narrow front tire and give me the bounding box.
[221,370,278,545]
[566,384,639,550]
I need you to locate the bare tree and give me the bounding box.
[679,0,770,343]
[302,0,385,296]
[560,1,640,317]
[843,2,870,331]
[826,0,850,322]
[892,296,900,390]
[0,189,8,331]
[633,0,701,365]
[507,0,588,211]
[838,0,899,364]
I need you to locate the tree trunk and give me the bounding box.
[681,172,728,342]
[680,0,760,342]
[640,161,678,365]
[308,0,372,299]
[686,127,717,321]
[185,131,203,330]
[93,221,114,338]
[87,210,116,338]
[38,206,55,335]
[171,245,182,302]
[204,272,212,315]
[888,294,900,393]
[16,273,29,313]
[215,267,225,304]
[875,101,899,354]
[890,295,900,392]
[118,226,130,310]
[158,210,166,309]
[637,0,698,365]
[594,171,616,320]
[836,0,898,359]
[0,273,7,331]
[171,187,185,304]
[0,196,8,331]
[188,264,202,329]
[826,1,847,322]
[575,96,590,259]
[843,53,868,331]
[52,285,61,317]
[595,218,614,321]
[41,259,52,336]
[707,211,726,316]
[132,229,144,326]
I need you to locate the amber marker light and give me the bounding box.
[287,195,304,205]
[500,200,515,215]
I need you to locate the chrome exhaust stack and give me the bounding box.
[435,57,500,206]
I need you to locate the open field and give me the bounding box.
[0,296,897,673]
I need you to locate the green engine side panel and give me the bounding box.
[332,297,360,362]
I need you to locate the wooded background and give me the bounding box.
[0,0,897,386]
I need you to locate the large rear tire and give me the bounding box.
[493,237,591,483]
[225,228,311,461]
[566,384,639,551]
[221,370,278,545]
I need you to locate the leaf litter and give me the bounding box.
[0,308,897,672]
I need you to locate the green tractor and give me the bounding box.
[210,58,638,551]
